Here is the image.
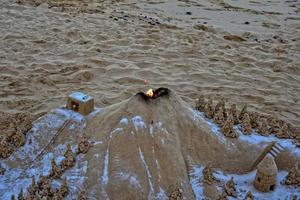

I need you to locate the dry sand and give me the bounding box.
[0,0,299,126]
[0,0,300,199]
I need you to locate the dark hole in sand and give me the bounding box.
[136,87,170,101]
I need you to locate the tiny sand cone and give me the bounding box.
[196,95,206,112]
[204,98,214,119]
[214,108,225,126]
[257,118,270,136]
[244,191,254,200]
[225,177,237,197]
[18,188,24,200]
[214,98,226,117]
[217,191,228,200]
[28,176,37,196]
[49,158,62,179]
[59,178,69,197]
[276,123,290,139]
[285,162,300,186]
[77,136,91,154]
[203,164,218,185]
[241,113,252,135]
[61,144,76,169]
[249,112,260,129]
[221,114,238,138]
[168,187,183,200]
[227,104,238,125]
[0,137,9,159]
[238,105,247,122]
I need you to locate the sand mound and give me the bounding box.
[1,89,299,199]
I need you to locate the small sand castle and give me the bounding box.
[244,191,254,200]
[254,154,278,192]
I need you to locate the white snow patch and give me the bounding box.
[189,108,226,143]
[116,172,141,189]
[138,147,154,193]
[109,128,123,139]
[153,187,168,200]
[189,165,205,200]
[132,116,147,131]
[119,117,129,125]
[236,127,300,157]
[101,148,110,185]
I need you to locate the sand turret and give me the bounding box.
[257,118,270,136]
[49,158,61,179]
[241,113,252,135]
[58,178,69,197]
[196,95,206,112]
[225,177,237,197]
[238,105,247,122]
[0,137,9,159]
[227,104,238,124]
[61,144,75,169]
[77,136,91,154]
[203,164,218,185]
[204,98,214,119]
[249,112,260,129]
[254,154,277,192]
[276,123,290,139]
[214,108,225,126]
[221,113,238,138]
[244,191,254,200]
[214,98,226,117]
[285,162,300,186]
[18,188,24,200]
[28,176,37,196]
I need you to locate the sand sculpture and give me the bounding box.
[254,154,278,192]
[244,191,254,200]
[285,162,300,186]
[241,113,252,135]
[66,92,94,115]
[224,177,237,197]
[1,89,300,199]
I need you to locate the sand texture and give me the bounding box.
[0,0,299,127]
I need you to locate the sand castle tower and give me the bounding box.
[254,154,277,192]
[67,92,94,115]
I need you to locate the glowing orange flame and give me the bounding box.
[146,89,153,97]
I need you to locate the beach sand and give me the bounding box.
[0,0,299,126]
[0,1,300,199]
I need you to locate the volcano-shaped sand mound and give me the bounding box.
[1,88,300,199]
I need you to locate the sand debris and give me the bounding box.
[61,144,76,170]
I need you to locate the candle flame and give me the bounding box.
[146,89,153,97]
